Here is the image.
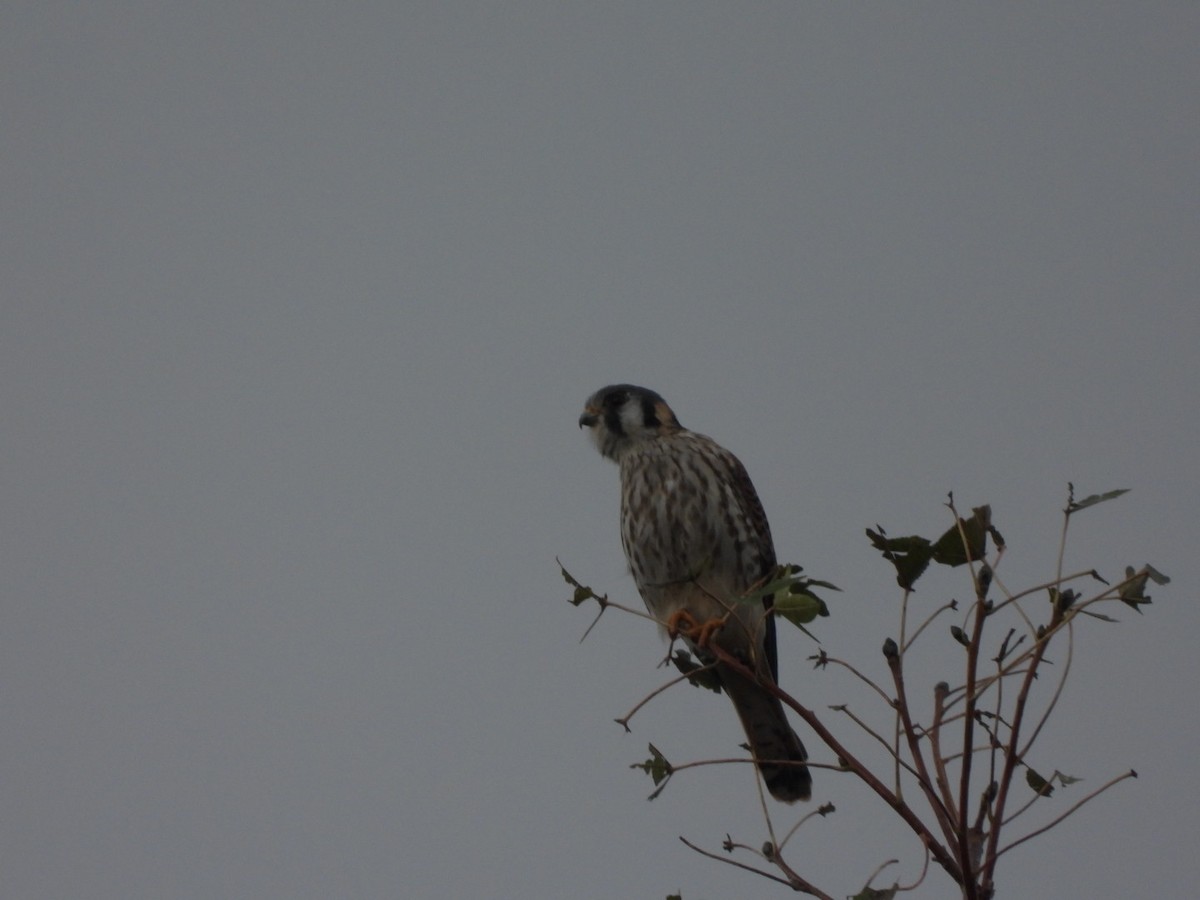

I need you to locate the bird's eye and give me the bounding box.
[605,390,628,408]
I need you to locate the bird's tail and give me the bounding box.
[721,668,812,803]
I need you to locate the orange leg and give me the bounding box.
[666,609,726,648]
[694,616,726,648]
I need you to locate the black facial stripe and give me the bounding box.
[641,396,660,428]
[604,404,625,437]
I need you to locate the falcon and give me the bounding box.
[579,384,811,802]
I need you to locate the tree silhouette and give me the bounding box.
[562,486,1167,899]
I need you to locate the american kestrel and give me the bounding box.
[579,384,811,802]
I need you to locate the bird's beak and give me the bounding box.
[578,406,600,429]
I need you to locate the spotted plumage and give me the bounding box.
[580,384,811,802]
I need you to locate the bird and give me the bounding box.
[579,384,811,802]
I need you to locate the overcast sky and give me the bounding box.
[3,4,1197,898]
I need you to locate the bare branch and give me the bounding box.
[829,704,925,784]
[997,771,1138,859]
[613,661,718,732]
[708,642,963,885]
[678,836,835,897]
[817,655,895,708]
[903,599,960,653]
[886,647,960,853]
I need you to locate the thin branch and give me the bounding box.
[776,803,836,854]
[1056,489,1073,585]
[985,569,1102,617]
[1018,616,1074,759]
[946,498,988,900]
[979,599,1067,892]
[896,588,913,803]
[955,594,987,897]
[938,666,1032,724]
[903,600,960,653]
[678,836,835,898]
[897,837,932,893]
[886,649,960,853]
[997,771,1138,859]
[999,769,1044,828]
[770,845,838,898]
[816,655,896,708]
[708,642,964,885]
[928,682,959,828]
[613,662,719,732]
[863,858,900,891]
[830,704,925,783]
[985,571,1035,634]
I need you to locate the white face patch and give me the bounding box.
[618,397,652,438]
[586,420,608,455]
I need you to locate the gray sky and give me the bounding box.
[3,4,1197,898]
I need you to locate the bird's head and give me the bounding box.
[579,384,682,460]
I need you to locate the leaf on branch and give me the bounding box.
[851,887,898,900]
[1026,768,1083,799]
[670,649,723,693]
[1049,587,1079,613]
[738,565,837,637]
[774,588,828,626]
[631,743,674,800]
[737,564,801,606]
[740,565,839,605]
[866,527,933,590]
[1118,564,1168,612]
[931,505,996,567]
[1066,485,1130,514]
[1026,767,1054,797]
[558,559,606,608]
[1143,564,1171,585]
[950,625,971,647]
[995,628,1025,664]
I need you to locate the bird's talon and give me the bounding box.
[665,609,699,641]
[695,617,725,648]
[665,609,725,648]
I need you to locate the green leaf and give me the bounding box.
[774,588,829,627]
[1118,565,1159,612]
[931,505,993,567]
[740,564,841,606]
[1123,571,1152,614]
[1049,587,1079,613]
[1067,486,1130,514]
[558,559,601,606]
[1026,767,1054,797]
[1143,563,1171,586]
[866,527,934,590]
[950,625,970,647]
[737,566,837,640]
[851,887,898,900]
[737,564,801,606]
[631,744,674,800]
